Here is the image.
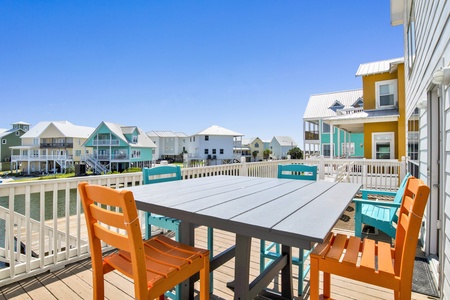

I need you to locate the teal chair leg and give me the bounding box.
[207,227,214,293]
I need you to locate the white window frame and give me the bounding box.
[341,142,355,155]
[322,143,331,157]
[375,79,398,109]
[372,132,395,159]
[2,139,6,144]
[322,122,330,134]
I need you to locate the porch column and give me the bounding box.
[330,124,334,158]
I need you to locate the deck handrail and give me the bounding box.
[0,157,405,285]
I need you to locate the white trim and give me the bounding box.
[372,132,395,159]
[375,79,398,109]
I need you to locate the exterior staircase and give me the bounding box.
[84,155,108,174]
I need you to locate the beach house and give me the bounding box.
[0,121,30,171]
[146,130,188,162]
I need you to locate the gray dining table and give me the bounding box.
[128,175,361,300]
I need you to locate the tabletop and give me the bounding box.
[130,175,361,249]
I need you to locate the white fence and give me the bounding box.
[0,157,405,285]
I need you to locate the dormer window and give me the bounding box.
[329,101,344,112]
[132,136,138,143]
[352,97,364,108]
[376,79,397,109]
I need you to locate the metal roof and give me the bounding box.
[21,121,95,139]
[355,57,404,77]
[195,125,243,137]
[323,108,400,132]
[272,136,298,147]
[303,89,363,120]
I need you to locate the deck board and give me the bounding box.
[0,226,436,300]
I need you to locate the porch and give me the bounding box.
[0,158,436,299]
[0,226,435,299]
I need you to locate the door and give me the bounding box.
[427,88,442,287]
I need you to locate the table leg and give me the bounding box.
[234,234,252,300]
[281,245,293,298]
[179,222,195,300]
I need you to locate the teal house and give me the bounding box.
[303,89,364,158]
[83,121,156,173]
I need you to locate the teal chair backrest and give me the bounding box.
[390,172,411,220]
[143,166,182,185]
[277,164,318,181]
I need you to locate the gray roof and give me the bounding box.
[303,89,363,120]
[147,131,188,138]
[195,125,243,137]
[355,57,404,77]
[273,136,298,147]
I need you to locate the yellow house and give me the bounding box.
[323,58,406,160]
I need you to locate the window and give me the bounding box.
[212,149,216,154]
[204,149,209,154]
[322,122,330,133]
[408,107,419,162]
[322,144,330,157]
[372,132,395,159]
[205,135,209,141]
[1,139,6,144]
[341,143,355,155]
[352,97,363,108]
[15,131,20,136]
[254,142,259,148]
[329,101,344,112]
[220,149,224,154]
[132,136,138,143]
[75,150,81,156]
[376,80,397,108]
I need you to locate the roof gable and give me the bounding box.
[303,89,363,119]
[195,125,243,137]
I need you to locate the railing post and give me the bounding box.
[362,158,367,189]
[240,156,248,177]
[400,156,406,183]
[319,156,325,180]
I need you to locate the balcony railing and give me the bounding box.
[40,143,73,148]
[92,140,120,146]
[336,107,364,115]
[304,131,319,140]
[11,155,73,161]
[0,157,406,286]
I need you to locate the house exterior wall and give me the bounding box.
[363,122,398,159]
[249,138,264,161]
[1,131,23,171]
[320,125,364,157]
[199,135,233,159]
[394,0,449,296]
[361,63,406,160]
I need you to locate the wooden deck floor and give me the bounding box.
[0,226,438,300]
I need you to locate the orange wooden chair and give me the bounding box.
[310,177,430,300]
[78,182,210,300]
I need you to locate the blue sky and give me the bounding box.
[0,1,403,147]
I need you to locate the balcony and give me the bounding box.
[304,130,319,140]
[93,139,120,146]
[0,159,436,299]
[40,143,74,148]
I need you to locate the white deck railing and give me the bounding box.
[0,157,405,285]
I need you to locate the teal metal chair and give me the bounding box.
[260,164,318,296]
[353,173,411,239]
[143,166,214,298]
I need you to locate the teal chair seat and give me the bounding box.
[260,163,318,296]
[143,166,214,298]
[354,173,411,239]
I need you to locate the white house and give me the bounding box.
[146,130,188,162]
[10,121,94,174]
[391,0,449,297]
[270,136,297,160]
[187,125,243,164]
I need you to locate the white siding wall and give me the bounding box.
[403,0,450,297]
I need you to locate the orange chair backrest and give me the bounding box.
[78,182,148,299]
[393,177,430,279]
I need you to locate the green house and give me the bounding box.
[0,121,30,171]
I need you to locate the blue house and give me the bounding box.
[83,121,156,173]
